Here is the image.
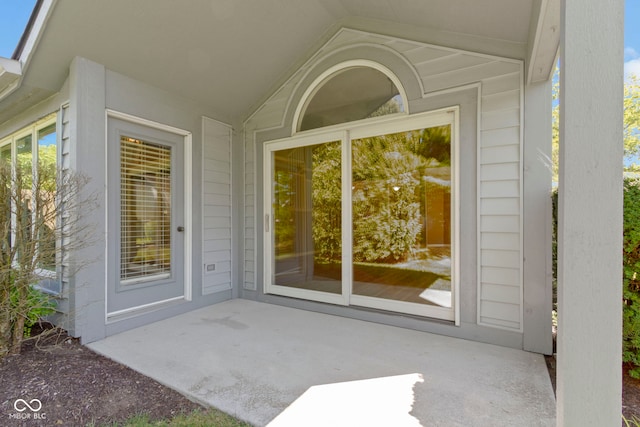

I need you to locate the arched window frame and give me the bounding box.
[292,60,409,135]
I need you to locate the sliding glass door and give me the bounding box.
[264,132,347,305]
[264,110,458,321]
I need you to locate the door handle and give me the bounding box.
[177,226,185,232]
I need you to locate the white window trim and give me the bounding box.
[292,60,410,136]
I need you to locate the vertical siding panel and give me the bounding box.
[243,125,257,290]
[59,103,71,303]
[202,117,232,295]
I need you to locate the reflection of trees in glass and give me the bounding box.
[273,161,296,256]
[312,141,341,262]
[310,125,451,265]
[368,96,402,118]
[352,131,424,262]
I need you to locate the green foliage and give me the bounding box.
[552,70,640,178]
[623,178,640,377]
[10,284,55,337]
[310,126,451,264]
[552,69,559,182]
[625,75,640,161]
[312,141,342,262]
[351,131,425,262]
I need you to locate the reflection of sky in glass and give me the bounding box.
[38,127,56,146]
[392,94,405,112]
[38,132,56,146]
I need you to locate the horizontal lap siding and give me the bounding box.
[243,29,523,330]
[202,117,232,295]
[479,73,522,330]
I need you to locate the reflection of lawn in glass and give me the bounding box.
[278,248,451,306]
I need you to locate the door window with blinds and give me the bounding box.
[120,136,172,284]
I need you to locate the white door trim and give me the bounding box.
[105,109,192,322]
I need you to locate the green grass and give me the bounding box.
[92,409,252,427]
[623,414,640,427]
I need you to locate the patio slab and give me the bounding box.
[88,299,555,426]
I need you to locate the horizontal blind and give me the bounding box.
[120,136,172,284]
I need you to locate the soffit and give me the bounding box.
[15,0,537,123]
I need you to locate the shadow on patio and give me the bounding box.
[88,300,555,426]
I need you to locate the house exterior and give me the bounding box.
[0,0,624,424]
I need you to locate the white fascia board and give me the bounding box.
[526,0,560,84]
[0,58,22,100]
[0,0,54,102]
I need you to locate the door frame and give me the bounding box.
[105,110,192,322]
[263,108,460,323]
[263,129,349,306]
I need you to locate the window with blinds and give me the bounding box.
[120,136,172,284]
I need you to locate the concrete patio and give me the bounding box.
[88,300,556,426]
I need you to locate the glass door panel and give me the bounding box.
[120,136,172,284]
[271,141,342,295]
[351,125,453,314]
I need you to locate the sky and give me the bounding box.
[0,0,36,58]
[0,1,638,68]
[626,0,640,77]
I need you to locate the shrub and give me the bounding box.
[623,178,640,377]
[10,284,56,337]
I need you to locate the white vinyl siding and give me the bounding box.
[478,70,522,331]
[244,28,523,331]
[202,117,232,295]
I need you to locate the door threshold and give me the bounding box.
[107,296,186,323]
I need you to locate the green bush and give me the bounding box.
[10,284,56,338]
[623,178,640,377]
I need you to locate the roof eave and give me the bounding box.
[527,0,561,84]
[0,58,22,100]
[0,0,55,105]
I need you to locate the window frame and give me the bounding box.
[292,60,410,136]
[0,113,59,283]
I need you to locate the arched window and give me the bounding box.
[297,65,406,132]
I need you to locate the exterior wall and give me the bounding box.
[202,117,233,295]
[242,28,535,348]
[65,57,233,342]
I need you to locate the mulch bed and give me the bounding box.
[0,324,203,426]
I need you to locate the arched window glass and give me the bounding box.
[298,67,405,131]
